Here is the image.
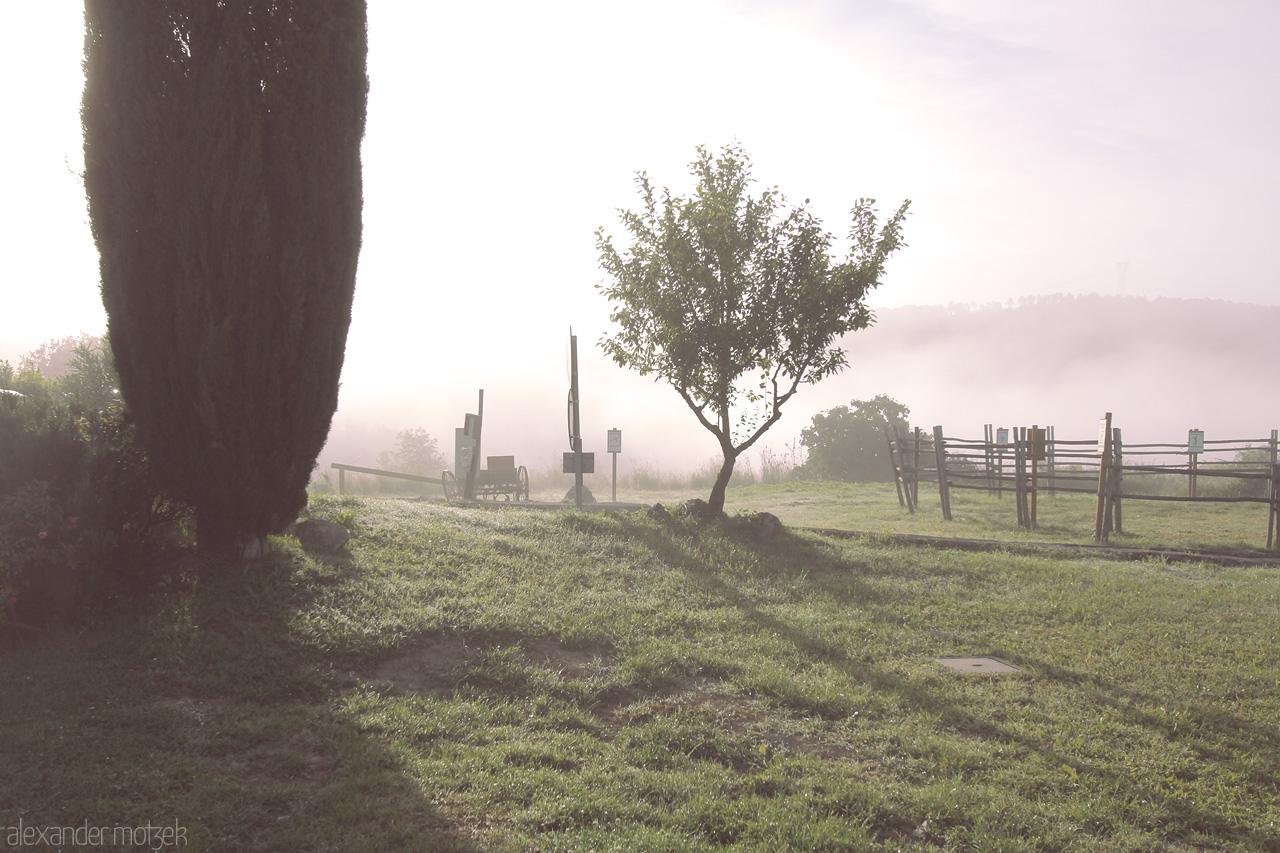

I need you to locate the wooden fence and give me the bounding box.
[886,423,1280,549]
[330,462,442,496]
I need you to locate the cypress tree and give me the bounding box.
[82,1,368,556]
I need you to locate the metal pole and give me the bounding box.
[611,451,617,503]
[570,332,583,510]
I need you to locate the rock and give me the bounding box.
[679,498,720,520]
[562,485,596,504]
[647,502,672,521]
[749,511,783,540]
[293,518,350,552]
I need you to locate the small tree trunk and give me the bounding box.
[707,450,738,515]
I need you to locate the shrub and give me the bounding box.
[799,394,909,483]
[0,482,80,629]
[1,347,190,625]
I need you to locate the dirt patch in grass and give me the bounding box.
[370,633,614,693]
[524,637,611,679]
[592,676,856,761]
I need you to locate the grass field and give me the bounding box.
[532,478,1278,554]
[2,486,1278,851]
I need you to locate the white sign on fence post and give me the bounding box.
[996,428,1009,446]
[1188,429,1205,455]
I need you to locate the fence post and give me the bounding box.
[933,425,952,521]
[339,466,346,496]
[1030,424,1041,529]
[1018,425,1029,525]
[1189,443,1198,499]
[912,427,921,507]
[885,425,906,509]
[1094,412,1114,542]
[1013,427,1026,529]
[1264,461,1274,548]
[893,424,916,513]
[1047,425,1056,497]
[1112,428,1124,535]
[984,424,994,497]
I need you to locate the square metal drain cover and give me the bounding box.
[936,656,1022,674]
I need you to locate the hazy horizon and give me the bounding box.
[5,2,1278,479]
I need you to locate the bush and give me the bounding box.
[1,344,190,626]
[0,483,80,629]
[799,394,908,483]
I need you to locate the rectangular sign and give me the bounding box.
[563,452,595,474]
[1029,427,1046,461]
[996,428,1009,446]
[1097,416,1109,455]
[607,429,622,454]
[1188,429,1204,455]
[455,428,476,474]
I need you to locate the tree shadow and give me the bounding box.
[0,548,482,852]
[637,518,1277,847]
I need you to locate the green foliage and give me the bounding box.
[799,394,909,483]
[16,333,100,378]
[0,482,79,629]
[376,427,447,482]
[82,2,369,556]
[597,143,909,512]
[0,343,188,625]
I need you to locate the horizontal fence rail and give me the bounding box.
[885,423,1280,549]
[331,462,443,496]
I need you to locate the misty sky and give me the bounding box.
[3,1,1276,472]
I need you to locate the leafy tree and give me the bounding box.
[799,394,909,483]
[19,333,101,378]
[82,2,369,557]
[377,428,447,477]
[596,144,909,513]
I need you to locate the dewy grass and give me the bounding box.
[518,477,1275,552]
[2,494,1278,851]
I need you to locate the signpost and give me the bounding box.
[1188,428,1204,498]
[567,329,584,509]
[607,428,622,503]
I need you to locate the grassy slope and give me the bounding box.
[2,490,1278,851]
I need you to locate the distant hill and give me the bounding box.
[821,294,1279,446]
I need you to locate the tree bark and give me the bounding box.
[707,449,738,515]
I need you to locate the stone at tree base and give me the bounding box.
[647,503,672,521]
[679,498,720,520]
[292,518,351,552]
[750,511,783,540]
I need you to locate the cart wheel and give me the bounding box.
[442,470,458,501]
[517,466,530,501]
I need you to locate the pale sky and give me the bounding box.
[2,1,1276,472]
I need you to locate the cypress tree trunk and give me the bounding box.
[82,2,368,556]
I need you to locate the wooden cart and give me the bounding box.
[442,455,529,502]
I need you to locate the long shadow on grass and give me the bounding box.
[632,517,1276,848]
[0,549,482,853]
